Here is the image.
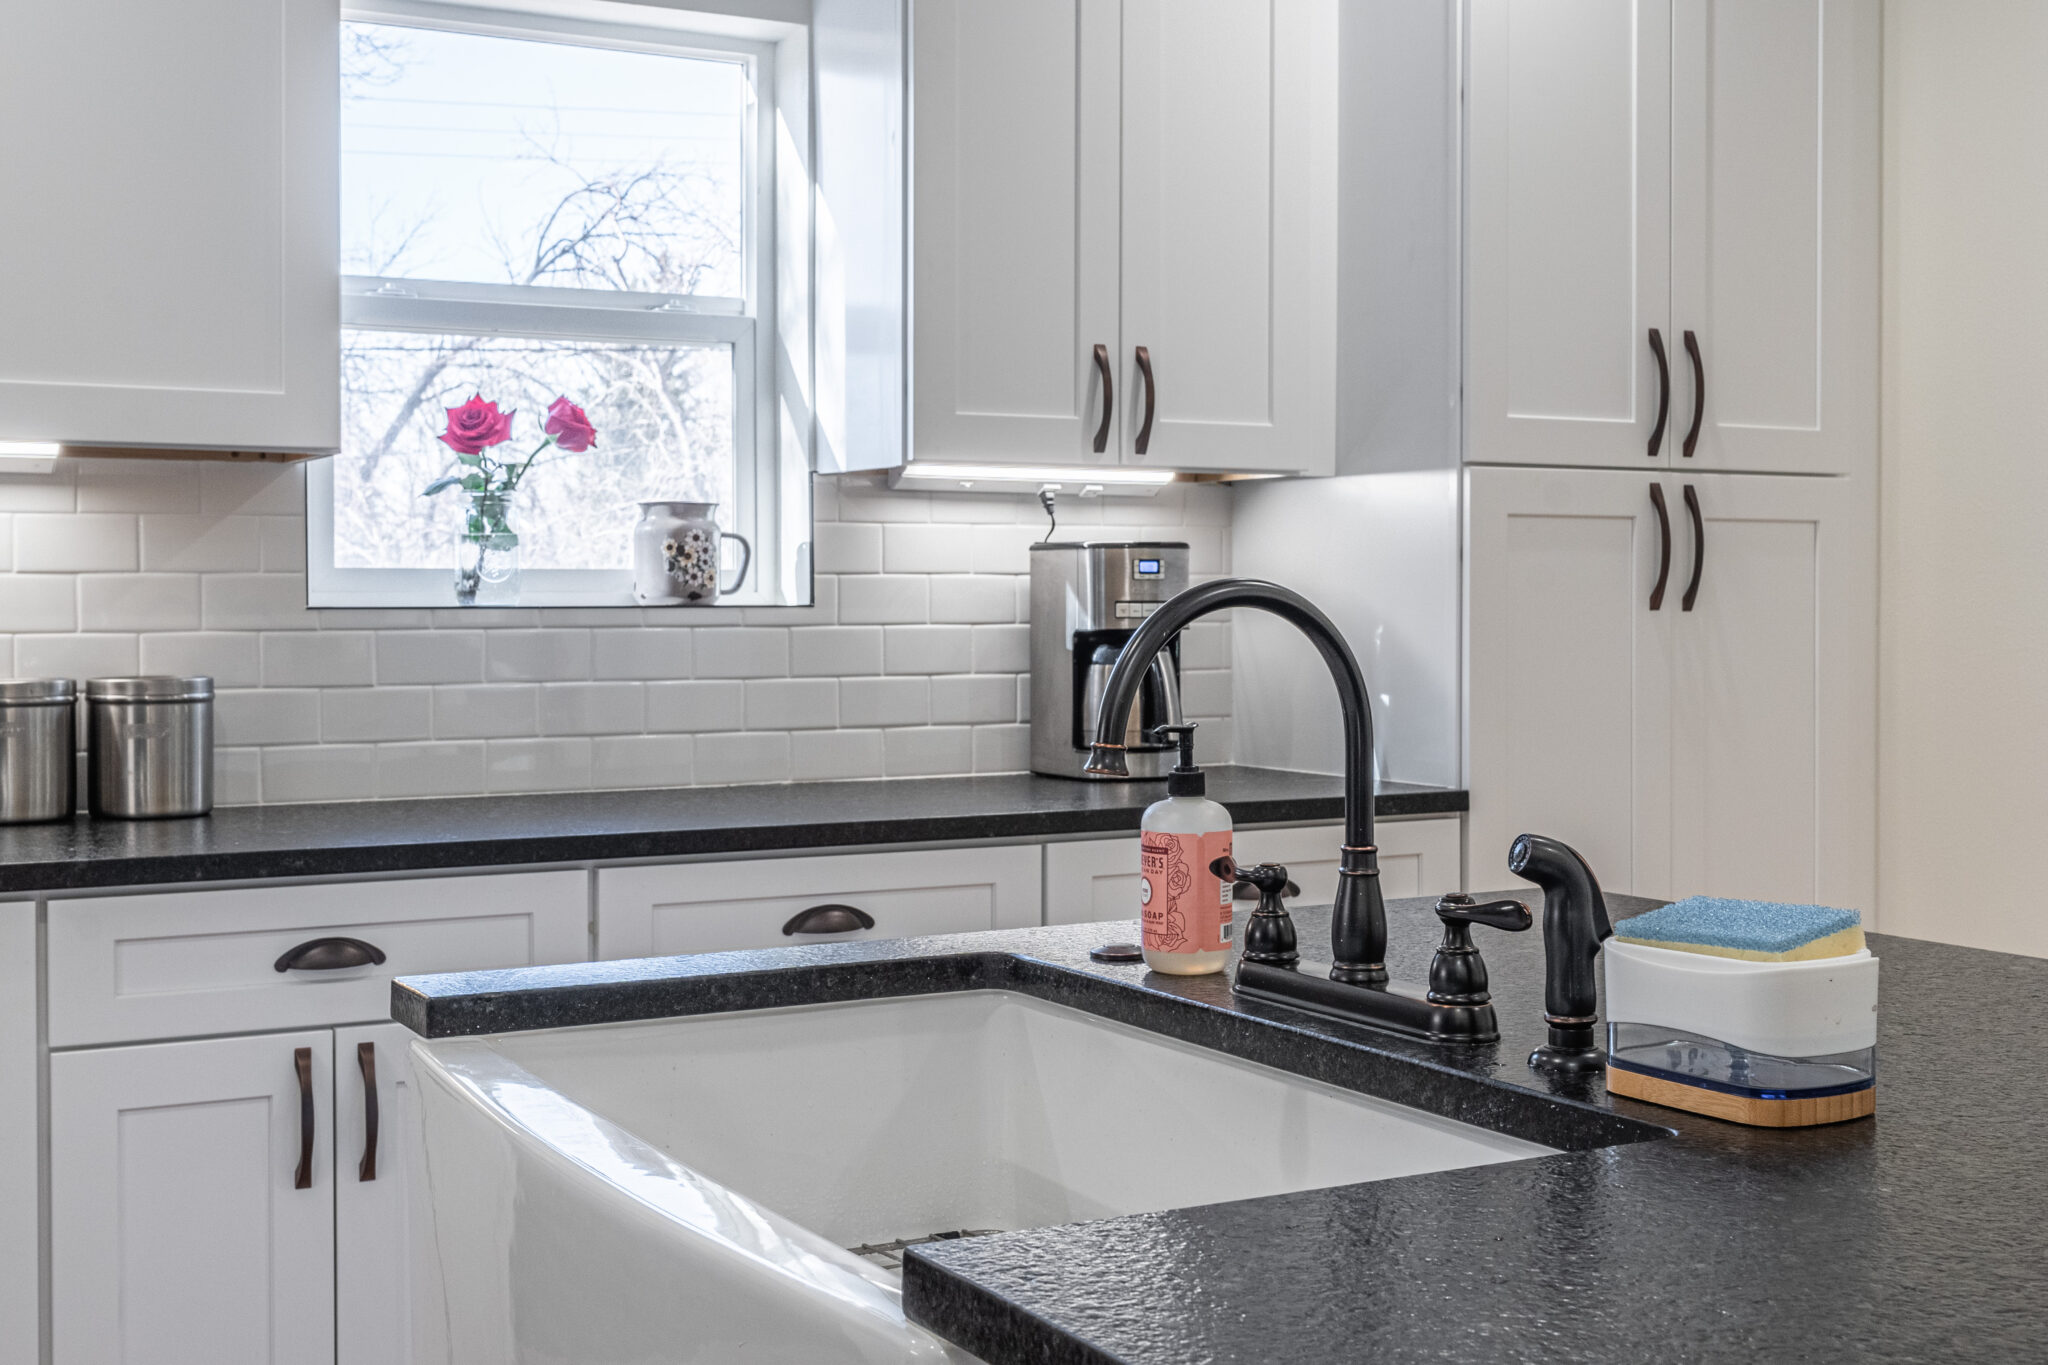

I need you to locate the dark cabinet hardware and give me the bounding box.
[1647,328,1671,458]
[1648,483,1672,611]
[1091,343,1113,453]
[1508,834,1613,1074]
[274,937,387,973]
[357,1042,379,1183]
[782,903,876,936]
[1133,345,1157,455]
[1682,483,1705,612]
[293,1046,314,1190]
[1682,329,1705,459]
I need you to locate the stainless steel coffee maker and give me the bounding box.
[1029,542,1188,780]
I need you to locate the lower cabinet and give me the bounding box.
[1042,817,1465,926]
[2,903,38,1365]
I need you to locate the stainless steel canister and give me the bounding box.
[85,677,214,819]
[0,679,78,823]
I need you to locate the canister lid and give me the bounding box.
[85,676,214,702]
[0,678,77,704]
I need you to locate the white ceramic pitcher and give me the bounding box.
[633,501,752,606]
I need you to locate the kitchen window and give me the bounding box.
[311,4,800,606]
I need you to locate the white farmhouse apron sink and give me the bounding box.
[411,990,1553,1364]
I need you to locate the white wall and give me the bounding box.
[1880,1,2048,953]
[0,460,1232,804]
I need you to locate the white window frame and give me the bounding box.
[311,0,795,608]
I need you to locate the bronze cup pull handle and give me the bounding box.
[293,1047,314,1191]
[275,937,386,973]
[1134,345,1157,455]
[782,904,877,936]
[1648,484,1672,611]
[1091,344,1114,453]
[357,1042,380,1183]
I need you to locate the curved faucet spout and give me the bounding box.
[1085,578,1387,981]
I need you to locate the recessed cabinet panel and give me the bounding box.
[1466,0,1672,467]
[1466,468,1673,896]
[1671,0,1878,474]
[51,1034,337,1365]
[911,0,1121,463]
[1118,0,1335,473]
[1667,474,1875,908]
[0,0,339,451]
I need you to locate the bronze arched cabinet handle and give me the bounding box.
[357,1042,379,1183]
[1133,345,1157,455]
[1682,329,1705,459]
[1647,328,1671,459]
[1648,483,1672,611]
[293,1046,314,1191]
[1091,343,1114,453]
[782,903,877,936]
[274,937,387,973]
[1681,483,1705,611]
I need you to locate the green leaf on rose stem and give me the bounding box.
[461,473,485,492]
[456,452,482,466]
[421,475,465,497]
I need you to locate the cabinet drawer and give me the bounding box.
[597,846,1042,959]
[1044,818,1463,925]
[48,872,589,1047]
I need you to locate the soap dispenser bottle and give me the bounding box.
[1139,723,1233,975]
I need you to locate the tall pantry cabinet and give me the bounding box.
[1240,0,1880,912]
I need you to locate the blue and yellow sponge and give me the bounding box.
[1614,896,1864,962]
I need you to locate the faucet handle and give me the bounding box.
[1211,857,1298,966]
[1427,893,1531,1008]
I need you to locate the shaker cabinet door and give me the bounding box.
[1465,0,1674,469]
[1668,0,1879,476]
[910,0,1123,465]
[51,1033,337,1365]
[0,0,340,452]
[1116,0,1336,474]
[1465,467,1674,897]
[336,1023,446,1365]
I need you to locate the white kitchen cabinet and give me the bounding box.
[1042,818,1464,925]
[908,0,1335,475]
[1464,465,1873,906]
[1,903,36,1365]
[51,1033,338,1365]
[335,1024,445,1365]
[0,0,339,453]
[1464,0,1876,476]
[597,845,1043,958]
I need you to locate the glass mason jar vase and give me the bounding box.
[454,491,521,605]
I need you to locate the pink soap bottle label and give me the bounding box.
[1140,829,1233,953]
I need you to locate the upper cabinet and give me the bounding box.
[910,0,1337,475]
[0,0,341,454]
[1464,0,1876,475]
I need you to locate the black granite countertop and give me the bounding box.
[0,766,1458,894]
[394,892,2045,1364]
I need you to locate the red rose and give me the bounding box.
[545,396,598,452]
[439,394,515,455]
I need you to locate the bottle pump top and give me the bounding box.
[1154,723,1204,797]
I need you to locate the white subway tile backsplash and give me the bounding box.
[745,677,837,729]
[16,513,136,572]
[694,730,792,784]
[0,576,77,633]
[645,679,746,731]
[140,515,265,572]
[322,686,433,743]
[884,625,973,675]
[486,629,592,682]
[790,626,882,677]
[591,733,694,789]
[485,737,593,793]
[13,633,139,682]
[537,681,646,735]
[140,632,261,687]
[378,630,484,684]
[884,726,974,777]
[839,676,928,727]
[590,628,692,680]
[263,631,374,687]
[791,727,884,781]
[375,741,487,798]
[0,468,1231,802]
[432,684,539,739]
